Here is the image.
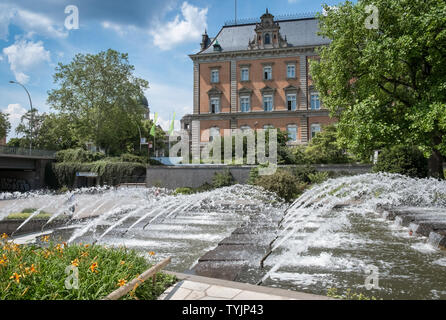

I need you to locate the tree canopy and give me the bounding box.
[47,49,150,155]
[310,0,446,178]
[0,111,11,140]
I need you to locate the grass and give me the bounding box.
[0,234,177,300]
[6,208,54,220]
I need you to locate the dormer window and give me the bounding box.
[264,33,271,44]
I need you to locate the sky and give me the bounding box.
[0,0,347,140]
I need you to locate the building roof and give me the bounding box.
[197,17,329,55]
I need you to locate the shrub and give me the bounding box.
[0,236,176,300]
[373,145,428,178]
[55,148,105,163]
[293,165,317,184]
[174,187,194,195]
[290,145,310,165]
[212,170,234,188]
[254,169,305,202]
[119,153,145,163]
[308,171,330,184]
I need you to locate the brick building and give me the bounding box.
[181,10,336,154]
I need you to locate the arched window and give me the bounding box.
[264,33,271,44]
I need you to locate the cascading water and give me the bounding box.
[1,173,446,299]
[258,173,446,299]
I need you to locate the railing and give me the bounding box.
[224,12,318,26]
[0,145,56,158]
[103,257,171,300]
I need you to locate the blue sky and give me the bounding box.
[0,0,347,140]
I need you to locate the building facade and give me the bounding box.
[181,10,336,154]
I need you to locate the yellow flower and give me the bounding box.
[117,279,127,287]
[0,259,7,267]
[1,233,8,239]
[148,251,155,256]
[10,272,21,283]
[89,262,98,273]
[120,260,125,265]
[71,259,79,267]
[42,235,50,243]
[55,244,64,254]
[80,251,89,258]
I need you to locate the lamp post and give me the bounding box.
[9,81,33,153]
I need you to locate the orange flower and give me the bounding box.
[80,251,89,258]
[55,244,64,253]
[10,272,21,283]
[71,259,79,267]
[0,259,7,267]
[89,262,98,273]
[84,244,90,248]
[1,233,8,239]
[29,264,37,273]
[120,260,125,265]
[63,242,67,248]
[148,251,155,256]
[117,279,127,287]
[42,235,50,243]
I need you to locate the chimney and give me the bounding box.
[201,30,210,50]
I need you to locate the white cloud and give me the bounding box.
[101,21,126,36]
[2,103,27,137]
[145,82,192,131]
[3,39,51,84]
[0,4,67,41]
[150,2,207,50]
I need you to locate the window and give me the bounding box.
[287,64,296,78]
[240,96,250,112]
[287,125,298,141]
[263,66,272,80]
[263,124,274,130]
[211,69,219,83]
[264,33,270,44]
[241,68,249,81]
[286,94,297,111]
[263,95,273,111]
[209,127,220,141]
[310,93,321,110]
[210,97,220,113]
[311,124,321,138]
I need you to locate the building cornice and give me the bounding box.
[185,109,331,121]
[189,44,326,62]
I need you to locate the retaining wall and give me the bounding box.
[146,164,372,189]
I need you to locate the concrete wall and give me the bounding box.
[0,158,53,191]
[146,164,372,189]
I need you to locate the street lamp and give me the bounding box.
[9,80,33,153]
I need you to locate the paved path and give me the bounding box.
[158,272,332,300]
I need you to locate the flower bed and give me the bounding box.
[0,234,176,300]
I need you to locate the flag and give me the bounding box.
[168,112,176,136]
[150,113,158,137]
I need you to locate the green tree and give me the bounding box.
[305,124,352,164]
[0,111,11,140]
[47,49,149,155]
[310,0,446,178]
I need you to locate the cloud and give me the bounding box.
[150,2,207,50]
[3,39,51,83]
[0,3,67,41]
[2,103,27,137]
